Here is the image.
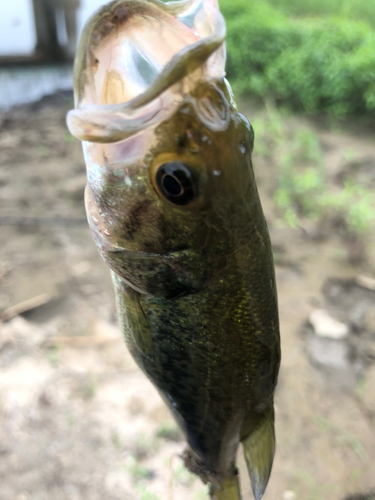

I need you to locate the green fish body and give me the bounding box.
[67,1,280,498]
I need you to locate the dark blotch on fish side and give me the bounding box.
[127,199,153,239]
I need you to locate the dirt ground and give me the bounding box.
[0,93,374,500]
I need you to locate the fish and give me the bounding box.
[66,0,281,499]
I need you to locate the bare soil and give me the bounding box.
[0,94,374,500]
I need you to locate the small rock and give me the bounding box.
[349,302,368,329]
[307,336,350,369]
[283,491,296,500]
[306,336,357,389]
[362,367,375,413]
[309,309,349,339]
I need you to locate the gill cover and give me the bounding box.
[67,0,227,143]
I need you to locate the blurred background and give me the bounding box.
[0,1,374,499]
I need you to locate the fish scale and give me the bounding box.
[67,1,280,498]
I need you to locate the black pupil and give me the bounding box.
[156,162,196,206]
[162,174,183,197]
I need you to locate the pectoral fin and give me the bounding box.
[242,410,275,500]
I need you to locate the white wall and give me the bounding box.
[0,0,108,56]
[78,0,108,34]
[0,0,36,55]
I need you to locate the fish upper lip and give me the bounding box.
[67,0,227,143]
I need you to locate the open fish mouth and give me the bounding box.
[67,0,226,143]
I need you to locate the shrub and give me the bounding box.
[220,0,375,116]
[266,0,375,28]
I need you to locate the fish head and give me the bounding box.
[67,0,256,298]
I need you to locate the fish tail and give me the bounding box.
[210,474,242,500]
[242,410,275,500]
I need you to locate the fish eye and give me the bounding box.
[155,162,198,206]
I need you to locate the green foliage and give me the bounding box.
[193,489,210,500]
[125,457,154,481]
[46,346,60,367]
[155,421,183,442]
[137,486,161,500]
[82,374,98,400]
[221,0,375,115]
[266,0,375,27]
[274,130,325,228]
[253,107,375,236]
[132,433,160,460]
[172,461,197,487]
[324,183,375,234]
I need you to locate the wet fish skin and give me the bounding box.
[67,1,280,498]
[93,80,279,495]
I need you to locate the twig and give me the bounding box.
[169,455,175,500]
[0,293,52,322]
[356,275,375,291]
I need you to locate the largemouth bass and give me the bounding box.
[67,1,280,498]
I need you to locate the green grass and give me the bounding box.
[314,416,368,463]
[64,131,76,143]
[220,0,375,116]
[125,457,154,482]
[324,183,375,234]
[292,469,335,500]
[132,433,160,460]
[336,433,368,463]
[155,421,183,442]
[252,106,375,242]
[194,488,210,500]
[136,484,161,500]
[46,346,60,367]
[172,461,197,487]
